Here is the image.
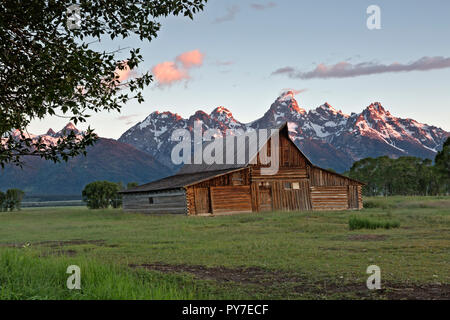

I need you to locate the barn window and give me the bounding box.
[283,182,292,190]
[292,182,300,190]
[148,197,154,204]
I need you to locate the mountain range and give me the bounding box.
[0,124,171,195]
[119,91,449,172]
[1,92,448,195]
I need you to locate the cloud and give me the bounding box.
[272,66,296,75]
[280,88,307,96]
[215,60,234,66]
[117,114,141,122]
[272,56,450,79]
[117,114,142,125]
[250,2,276,10]
[152,61,189,85]
[152,49,205,87]
[213,5,239,23]
[176,49,204,68]
[115,61,137,82]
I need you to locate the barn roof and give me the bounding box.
[120,168,244,193]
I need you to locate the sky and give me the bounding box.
[30,0,450,138]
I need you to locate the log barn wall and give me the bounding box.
[186,169,252,215]
[122,189,186,214]
[310,186,348,210]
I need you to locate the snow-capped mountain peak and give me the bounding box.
[258,92,307,124]
[61,122,79,133]
[210,106,233,119]
[118,94,449,172]
[3,123,85,147]
[314,103,349,118]
[277,90,296,101]
[210,106,242,127]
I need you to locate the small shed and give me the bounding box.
[121,123,364,215]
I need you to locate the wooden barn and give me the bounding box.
[121,123,364,215]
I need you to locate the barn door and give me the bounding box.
[348,185,359,209]
[194,188,211,214]
[258,186,273,212]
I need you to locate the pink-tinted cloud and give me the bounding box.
[272,56,450,79]
[280,88,307,96]
[152,61,189,85]
[152,50,206,86]
[176,49,204,69]
[115,61,136,82]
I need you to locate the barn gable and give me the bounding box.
[121,122,364,214]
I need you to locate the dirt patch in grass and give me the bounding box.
[297,281,449,300]
[383,283,450,300]
[130,263,278,286]
[130,262,449,300]
[348,234,388,241]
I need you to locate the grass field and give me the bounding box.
[0,196,449,300]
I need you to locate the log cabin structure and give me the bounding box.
[121,123,364,215]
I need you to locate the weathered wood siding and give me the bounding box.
[122,189,186,214]
[271,180,312,211]
[257,185,272,211]
[210,186,252,213]
[254,132,308,169]
[310,186,348,210]
[308,166,359,186]
[186,169,251,215]
[191,169,250,188]
[356,185,363,209]
[252,167,308,180]
[348,185,360,209]
[194,187,210,214]
[250,127,314,212]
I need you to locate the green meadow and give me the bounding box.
[0,196,449,300]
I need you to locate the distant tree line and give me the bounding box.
[0,189,25,211]
[82,181,138,209]
[348,138,450,196]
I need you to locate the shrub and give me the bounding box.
[82,181,121,209]
[349,216,400,230]
[0,189,25,211]
[363,200,394,210]
[126,182,139,189]
[362,200,381,208]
